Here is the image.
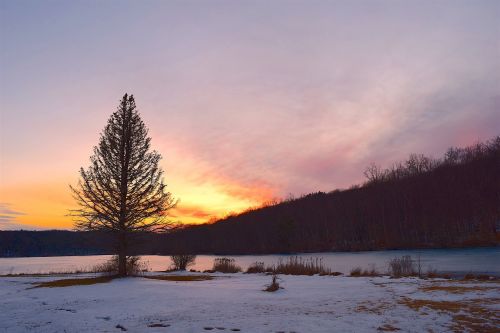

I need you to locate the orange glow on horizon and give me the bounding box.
[0,164,277,230]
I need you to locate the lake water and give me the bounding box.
[0,247,498,276]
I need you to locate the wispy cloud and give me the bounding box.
[0,203,30,230]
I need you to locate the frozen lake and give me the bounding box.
[0,247,498,275]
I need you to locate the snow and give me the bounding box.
[0,272,498,332]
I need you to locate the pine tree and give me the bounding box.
[70,94,176,276]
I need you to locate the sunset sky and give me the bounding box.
[1,0,499,230]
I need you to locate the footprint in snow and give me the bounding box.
[148,323,170,328]
[55,308,76,313]
[116,324,127,331]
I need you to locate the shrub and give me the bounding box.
[426,268,451,279]
[213,258,241,273]
[246,262,266,274]
[170,254,197,271]
[362,264,379,277]
[350,267,362,277]
[271,256,331,275]
[389,255,416,277]
[349,265,380,277]
[264,274,280,292]
[91,255,149,275]
[426,268,438,279]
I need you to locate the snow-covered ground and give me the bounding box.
[0,272,498,332]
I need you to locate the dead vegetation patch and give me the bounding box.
[400,297,500,332]
[32,276,114,288]
[462,273,498,281]
[355,300,393,315]
[419,285,499,294]
[143,275,214,282]
[268,256,331,276]
[1,271,93,277]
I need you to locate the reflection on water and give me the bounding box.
[0,247,498,275]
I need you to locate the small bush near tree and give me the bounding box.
[213,258,242,273]
[92,256,149,276]
[170,254,197,271]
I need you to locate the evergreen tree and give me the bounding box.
[70,94,175,276]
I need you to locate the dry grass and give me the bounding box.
[1,269,97,277]
[350,265,380,277]
[246,262,267,274]
[389,255,415,277]
[463,273,496,281]
[263,274,280,292]
[143,275,214,282]
[32,276,114,288]
[400,297,500,332]
[213,258,242,273]
[270,256,331,275]
[420,285,499,294]
[350,267,362,276]
[426,270,451,279]
[355,300,393,315]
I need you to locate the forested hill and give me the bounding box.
[1,137,499,257]
[160,137,500,254]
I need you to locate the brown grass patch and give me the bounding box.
[213,258,242,273]
[1,270,93,277]
[144,275,214,282]
[350,265,380,277]
[400,297,500,332]
[32,276,114,288]
[400,298,463,313]
[270,256,331,276]
[463,273,498,281]
[420,285,499,294]
[355,300,393,315]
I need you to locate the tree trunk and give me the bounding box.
[117,102,130,277]
[118,232,127,277]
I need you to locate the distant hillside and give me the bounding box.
[160,136,500,254]
[1,137,499,257]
